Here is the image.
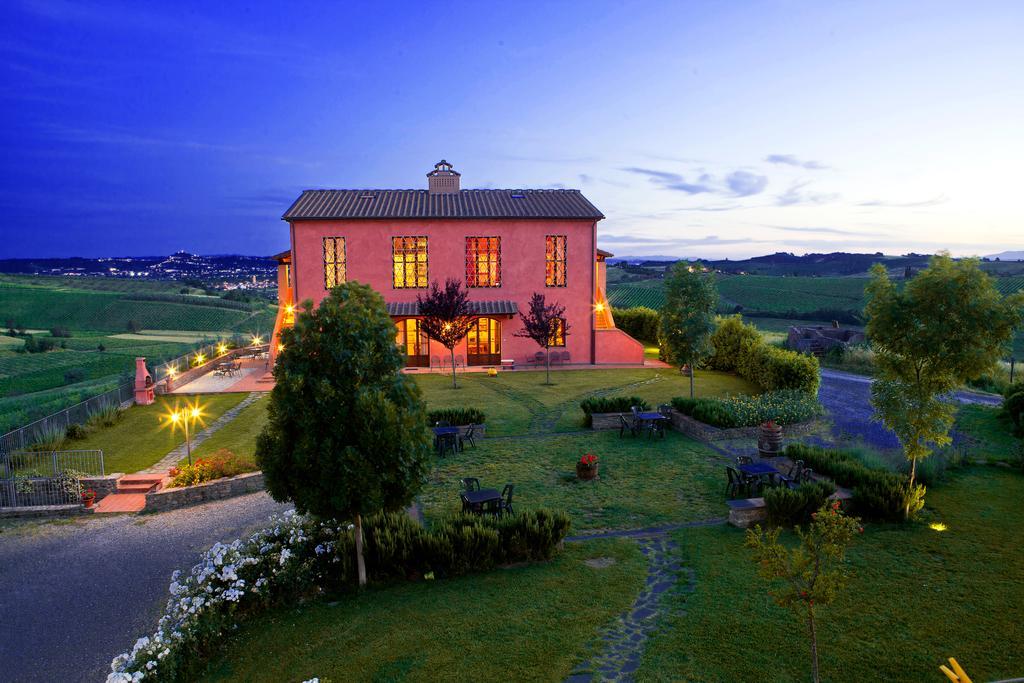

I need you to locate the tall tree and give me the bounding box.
[516,292,569,385]
[746,502,863,683]
[256,283,432,587]
[417,278,477,389]
[865,254,1024,499]
[660,261,718,398]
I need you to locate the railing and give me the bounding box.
[0,384,133,456]
[0,449,105,508]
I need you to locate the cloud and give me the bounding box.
[599,234,770,247]
[765,154,829,170]
[726,171,768,197]
[776,181,840,206]
[858,195,949,208]
[765,225,882,237]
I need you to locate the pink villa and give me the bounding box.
[270,161,643,369]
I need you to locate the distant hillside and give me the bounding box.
[986,251,1024,261]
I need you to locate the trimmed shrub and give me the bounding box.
[579,396,649,426]
[671,390,822,428]
[426,407,486,426]
[168,449,258,488]
[784,444,926,521]
[764,480,836,527]
[706,315,820,393]
[1004,383,1024,435]
[612,306,661,343]
[706,315,761,372]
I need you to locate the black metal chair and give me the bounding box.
[736,455,753,466]
[460,424,478,450]
[658,403,673,417]
[618,413,638,438]
[461,477,481,491]
[498,484,514,516]
[726,466,747,499]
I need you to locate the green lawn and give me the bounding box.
[955,404,1021,464]
[418,430,726,531]
[200,538,647,683]
[413,368,757,436]
[190,394,269,461]
[636,467,1024,682]
[71,393,248,473]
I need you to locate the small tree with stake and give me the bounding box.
[746,502,863,683]
[516,292,569,385]
[256,282,432,587]
[417,278,477,389]
[660,261,718,398]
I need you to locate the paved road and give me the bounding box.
[0,493,291,683]
[818,368,1001,450]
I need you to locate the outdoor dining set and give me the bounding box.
[619,404,672,439]
[431,422,479,456]
[459,478,514,516]
[725,456,815,499]
[212,361,242,377]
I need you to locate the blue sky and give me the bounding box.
[1,0,1021,259]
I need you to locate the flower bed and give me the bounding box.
[671,390,823,429]
[107,508,570,682]
[168,449,257,488]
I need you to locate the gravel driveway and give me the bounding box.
[0,493,291,683]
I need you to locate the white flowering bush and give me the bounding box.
[108,509,570,682]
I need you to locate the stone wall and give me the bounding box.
[145,471,265,513]
[0,504,84,519]
[80,473,122,501]
[669,411,825,442]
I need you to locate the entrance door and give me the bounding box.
[467,317,501,366]
[398,318,430,367]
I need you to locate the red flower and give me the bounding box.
[859,527,864,533]
[578,453,598,467]
[832,501,841,511]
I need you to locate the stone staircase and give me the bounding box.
[93,473,167,513]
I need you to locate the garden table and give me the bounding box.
[461,488,501,514]
[738,462,778,476]
[432,426,461,455]
[635,412,668,438]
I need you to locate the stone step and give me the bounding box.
[93,493,147,513]
[116,482,158,494]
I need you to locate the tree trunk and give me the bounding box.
[545,347,551,385]
[354,513,367,587]
[450,348,458,389]
[807,607,820,683]
[688,363,695,399]
[905,456,918,518]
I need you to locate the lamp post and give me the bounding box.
[168,402,203,466]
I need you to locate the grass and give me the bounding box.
[636,467,1024,682]
[954,404,1021,464]
[69,393,248,473]
[412,368,757,436]
[418,430,726,531]
[190,395,269,461]
[200,538,647,683]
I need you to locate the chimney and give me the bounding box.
[427,159,460,194]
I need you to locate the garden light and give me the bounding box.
[251,334,263,346]
[277,343,285,352]
[164,399,204,466]
[217,343,227,355]
[193,352,206,366]
[929,522,948,532]
[285,304,295,314]
[594,302,605,313]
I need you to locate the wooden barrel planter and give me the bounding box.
[576,463,599,480]
[758,422,783,457]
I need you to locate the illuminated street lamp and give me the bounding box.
[217,342,227,355]
[166,400,204,466]
[251,334,263,347]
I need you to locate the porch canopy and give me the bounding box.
[386,300,519,317]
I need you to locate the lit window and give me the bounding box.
[323,237,346,288]
[549,317,566,347]
[393,236,428,288]
[466,236,501,287]
[285,263,291,289]
[545,235,567,287]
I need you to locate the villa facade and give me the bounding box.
[271,161,643,368]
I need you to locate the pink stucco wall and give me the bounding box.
[288,218,608,365]
[594,328,645,365]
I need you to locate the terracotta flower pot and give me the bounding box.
[83,497,95,508]
[576,463,599,480]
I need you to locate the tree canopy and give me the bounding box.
[516,292,569,385]
[660,261,718,398]
[416,278,476,388]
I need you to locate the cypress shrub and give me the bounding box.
[764,481,836,527]
[706,315,820,393]
[426,407,486,426]
[612,306,661,343]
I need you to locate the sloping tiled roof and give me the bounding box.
[386,300,519,317]
[283,189,603,221]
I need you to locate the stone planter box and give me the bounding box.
[668,410,824,443]
[80,473,123,502]
[145,471,265,513]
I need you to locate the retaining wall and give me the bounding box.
[591,409,823,442]
[145,471,265,512]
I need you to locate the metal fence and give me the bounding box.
[0,449,105,507]
[0,383,133,456]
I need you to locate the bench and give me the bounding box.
[726,497,767,528]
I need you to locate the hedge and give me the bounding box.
[764,481,836,527]
[579,396,649,427]
[784,444,925,521]
[612,306,661,343]
[671,389,822,428]
[427,407,486,426]
[706,315,820,394]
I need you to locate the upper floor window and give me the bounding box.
[545,235,567,287]
[323,237,346,288]
[549,317,566,347]
[465,236,501,287]
[393,236,428,288]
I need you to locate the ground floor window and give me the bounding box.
[467,317,502,366]
[396,318,430,367]
[549,317,566,347]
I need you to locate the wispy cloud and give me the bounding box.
[622,167,767,197]
[776,181,840,206]
[599,234,771,247]
[726,171,768,197]
[765,225,881,237]
[858,195,949,208]
[765,154,829,170]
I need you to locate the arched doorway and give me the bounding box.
[397,318,430,367]
[467,317,501,366]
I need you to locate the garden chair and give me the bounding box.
[461,477,481,491]
[455,355,465,369]
[430,355,441,371]
[658,403,673,417]
[436,433,458,457]
[781,459,805,488]
[498,484,514,516]
[460,424,478,449]
[736,455,753,466]
[561,351,571,364]
[618,414,638,438]
[648,416,666,438]
[528,351,545,365]
[726,466,748,499]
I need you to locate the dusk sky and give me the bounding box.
[1,1,1021,259]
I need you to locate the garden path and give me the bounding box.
[141,391,265,473]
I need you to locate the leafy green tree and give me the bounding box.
[660,262,718,398]
[746,502,863,683]
[416,278,477,389]
[516,292,569,385]
[256,283,432,586]
[865,255,1024,498]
